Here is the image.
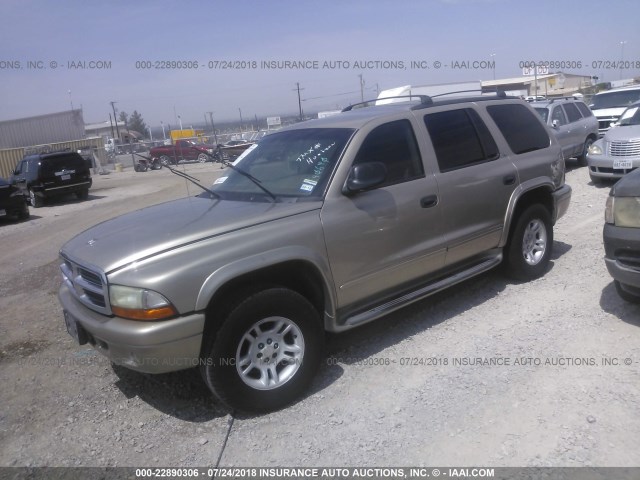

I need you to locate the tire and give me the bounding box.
[589,173,602,185]
[201,288,324,413]
[197,153,208,163]
[577,138,594,166]
[504,204,553,281]
[159,155,172,167]
[17,204,29,220]
[29,189,43,208]
[76,188,89,200]
[614,281,640,304]
[151,160,162,170]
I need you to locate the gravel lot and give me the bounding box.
[0,161,639,469]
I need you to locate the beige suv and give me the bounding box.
[58,93,571,412]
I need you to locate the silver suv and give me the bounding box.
[589,85,640,136]
[58,93,571,412]
[531,97,599,165]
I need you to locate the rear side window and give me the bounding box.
[562,103,582,123]
[486,104,550,154]
[576,102,593,117]
[353,119,424,187]
[424,108,499,172]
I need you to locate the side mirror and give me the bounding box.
[610,121,619,128]
[552,120,560,129]
[343,162,387,195]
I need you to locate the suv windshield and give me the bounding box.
[210,128,354,201]
[590,90,640,109]
[618,105,640,126]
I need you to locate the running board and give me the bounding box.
[343,253,503,328]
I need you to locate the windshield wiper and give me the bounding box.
[195,147,277,202]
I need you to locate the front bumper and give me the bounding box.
[588,155,640,180]
[552,184,572,223]
[59,283,205,374]
[603,223,640,289]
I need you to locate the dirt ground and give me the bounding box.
[0,162,639,469]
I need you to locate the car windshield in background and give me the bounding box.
[591,90,640,109]
[210,128,354,201]
[618,106,640,126]
[534,107,549,123]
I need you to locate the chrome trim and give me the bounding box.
[60,254,111,315]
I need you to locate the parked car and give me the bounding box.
[532,97,599,165]
[10,151,92,207]
[0,177,29,221]
[58,93,570,412]
[587,101,640,184]
[589,85,640,136]
[150,139,216,165]
[220,140,255,158]
[603,167,640,303]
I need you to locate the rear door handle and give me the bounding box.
[503,175,516,186]
[420,195,438,208]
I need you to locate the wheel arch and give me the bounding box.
[500,181,555,247]
[197,257,334,358]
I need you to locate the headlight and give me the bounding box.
[588,143,603,155]
[109,285,178,321]
[613,197,640,227]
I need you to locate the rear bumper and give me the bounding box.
[59,283,205,374]
[35,180,92,197]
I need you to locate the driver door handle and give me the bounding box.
[420,195,438,208]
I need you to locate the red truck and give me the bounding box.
[150,139,216,165]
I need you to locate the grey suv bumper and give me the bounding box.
[603,223,640,289]
[59,284,205,374]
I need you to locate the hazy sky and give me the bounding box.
[1,0,639,127]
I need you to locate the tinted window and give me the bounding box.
[534,108,549,123]
[353,120,423,187]
[575,102,593,117]
[551,106,567,125]
[487,104,550,154]
[563,103,582,123]
[40,154,86,176]
[424,108,499,172]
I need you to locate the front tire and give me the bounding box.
[201,288,324,413]
[197,153,208,163]
[504,204,553,281]
[614,281,640,304]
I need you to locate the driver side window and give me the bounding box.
[353,119,424,188]
[551,106,567,126]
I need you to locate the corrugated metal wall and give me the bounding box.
[0,110,86,149]
[0,137,106,179]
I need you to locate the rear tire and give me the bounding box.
[576,138,593,167]
[201,288,324,413]
[76,188,89,200]
[197,153,208,163]
[504,204,553,281]
[29,189,43,208]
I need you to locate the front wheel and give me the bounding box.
[159,155,172,166]
[197,153,208,163]
[614,281,640,304]
[201,288,324,413]
[504,204,553,281]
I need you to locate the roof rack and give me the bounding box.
[547,96,581,104]
[341,95,432,112]
[341,90,510,113]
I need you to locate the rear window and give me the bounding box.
[486,104,550,154]
[40,154,86,176]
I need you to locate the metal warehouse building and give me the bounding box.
[0,109,86,149]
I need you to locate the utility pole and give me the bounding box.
[110,101,120,139]
[109,113,115,139]
[207,111,217,144]
[358,74,365,102]
[294,83,304,121]
[239,108,244,133]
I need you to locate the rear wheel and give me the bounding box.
[197,153,208,163]
[159,155,172,166]
[504,204,553,281]
[201,288,324,413]
[577,138,594,166]
[29,189,43,208]
[76,188,89,200]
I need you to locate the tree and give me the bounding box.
[128,110,147,137]
[118,111,129,124]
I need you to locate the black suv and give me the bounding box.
[0,177,29,221]
[11,151,92,207]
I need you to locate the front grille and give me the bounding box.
[608,139,640,157]
[60,255,110,315]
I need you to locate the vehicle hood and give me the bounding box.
[593,107,625,117]
[603,125,640,143]
[61,196,322,274]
